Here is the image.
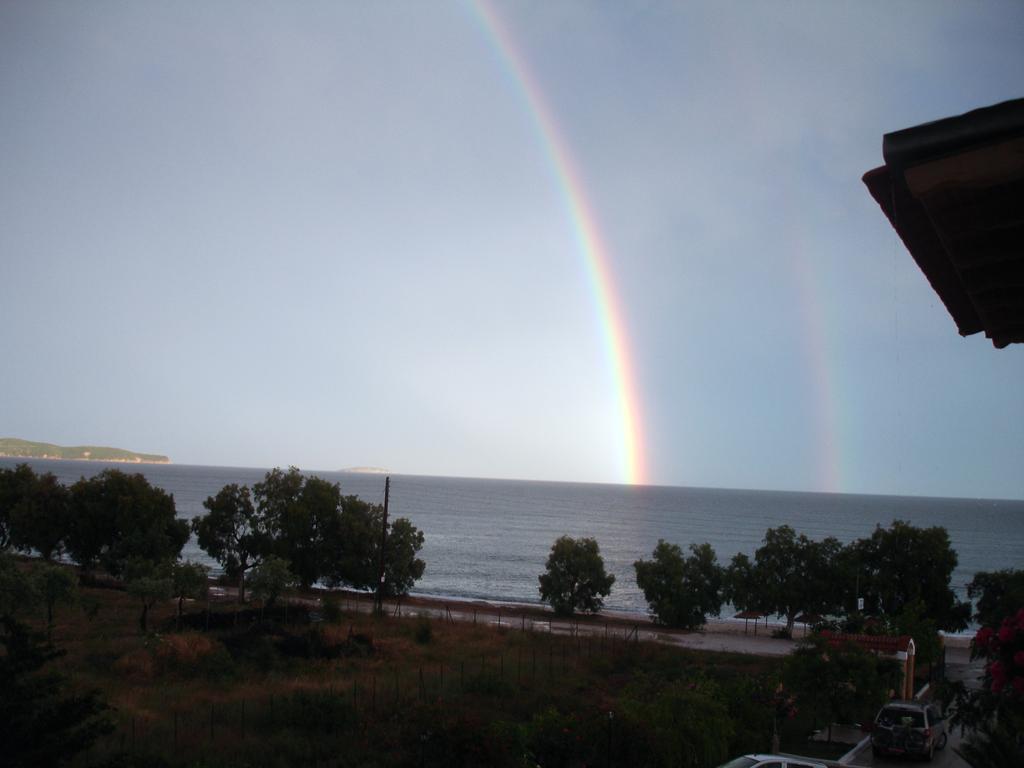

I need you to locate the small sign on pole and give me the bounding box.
[857,597,864,611]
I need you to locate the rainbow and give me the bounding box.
[468,0,647,485]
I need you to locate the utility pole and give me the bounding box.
[374,476,390,615]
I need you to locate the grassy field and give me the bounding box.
[22,572,845,768]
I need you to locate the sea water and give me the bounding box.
[3,458,1022,617]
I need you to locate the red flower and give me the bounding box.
[1014,650,1024,669]
[1012,676,1024,695]
[975,626,994,649]
[998,625,1015,644]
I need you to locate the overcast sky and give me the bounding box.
[2,1,1022,499]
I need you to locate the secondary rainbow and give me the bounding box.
[468,0,647,485]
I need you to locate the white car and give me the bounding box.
[717,756,828,768]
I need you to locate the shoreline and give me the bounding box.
[0,454,171,465]
[276,583,973,650]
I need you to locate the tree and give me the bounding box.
[323,496,426,598]
[723,552,765,614]
[851,520,970,632]
[635,540,723,629]
[125,558,173,633]
[252,468,344,588]
[35,562,77,641]
[0,552,41,622]
[324,495,381,589]
[10,470,71,560]
[968,569,1024,628]
[192,483,269,602]
[752,526,844,635]
[381,517,426,598]
[538,536,615,616]
[784,635,900,742]
[248,555,295,615]
[170,561,209,630]
[66,469,188,575]
[0,463,37,551]
[0,618,112,767]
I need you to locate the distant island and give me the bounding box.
[0,438,170,464]
[338,466,390,474]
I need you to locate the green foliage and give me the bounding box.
[0,552,41,621]
[414,616,433,644]
[170,560,209,628]
[968,568,1024,628]
[851,519,970,632]
[0,463,37,550]
[617,676,735,768]
[723,551,761,613]
[125,558,174,633]
[635,540,724,629]
[784,636,900,738]
[66,469,188,575]
[254,468,341,588]
[323,495,426,597]
[882,600,941,669]
[321,593,342,623]
[9,467,71,560]
[324,494,380,589]
[518,706,589,767]
[382,517,426,597]
[538,535,615,616]
[955,718,1024,768]
[752,526,844,633]
[35,561,78,636]
[0,618,112,767]
[949,606,1024,740]
[249,555,296,610]
[193,483,267,602]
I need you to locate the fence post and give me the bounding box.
[473,609,477,625]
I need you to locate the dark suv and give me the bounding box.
[870,700,947,761]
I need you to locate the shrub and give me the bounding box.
[414,616,433,644]
[322,594,343,624]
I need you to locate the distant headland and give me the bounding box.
[0,437,170,465]
[338,466,390,474]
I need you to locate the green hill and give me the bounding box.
[0,438,170,464]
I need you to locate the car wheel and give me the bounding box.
[937,732,948,750]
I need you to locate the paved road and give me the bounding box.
[842,648,982,768]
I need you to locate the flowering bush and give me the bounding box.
[972,607,1024,697]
